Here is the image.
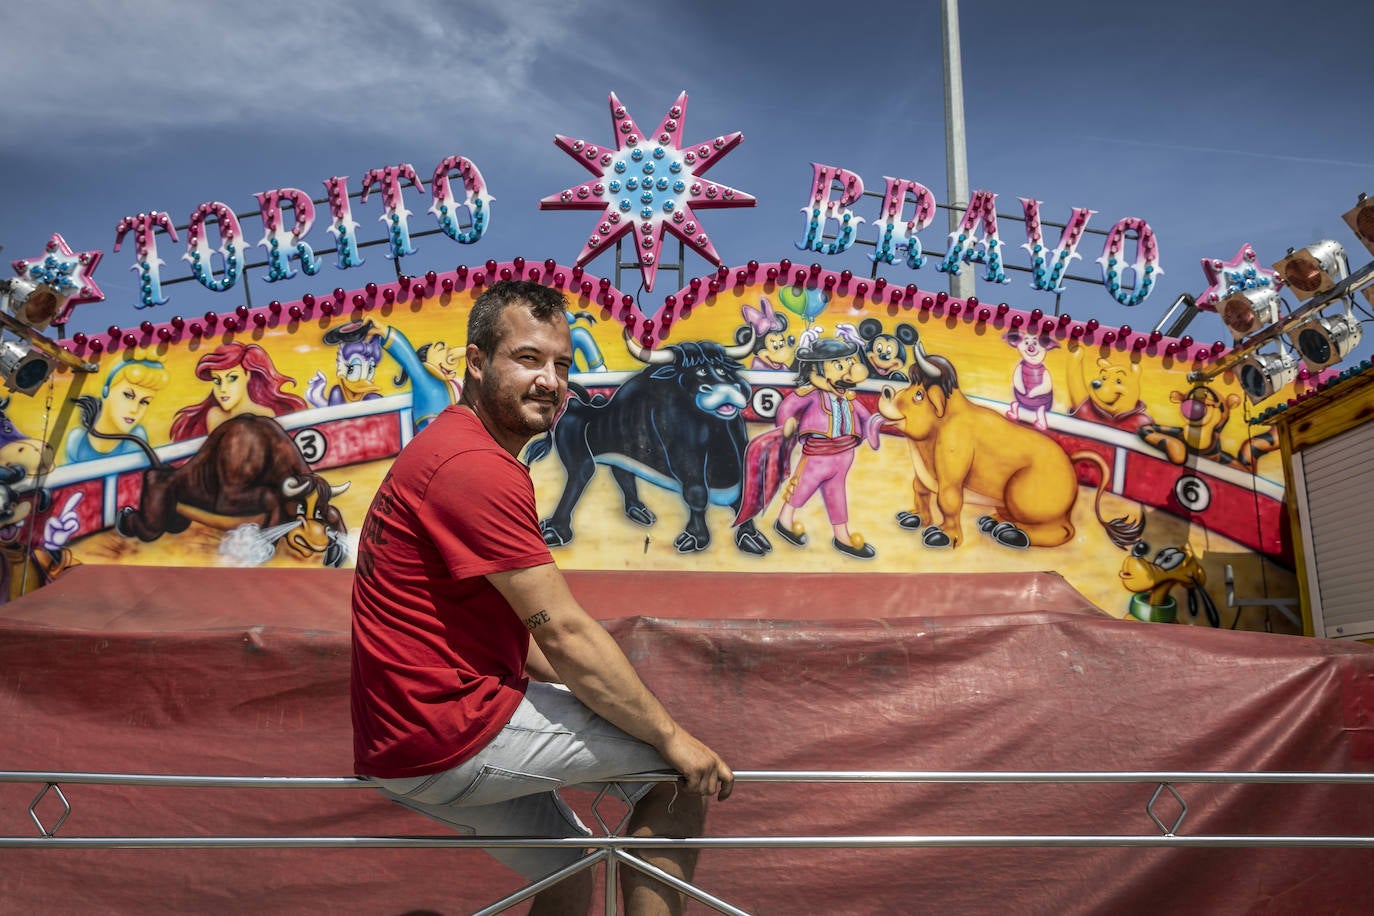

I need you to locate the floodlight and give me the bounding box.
[1288,308,1364,371]
[1272,240,1347,302]
[0,277,63,333]
[1219,287,1282,341]
[1343,193,1374,257]
[1237,349,1300,404]
[0,339,57,395]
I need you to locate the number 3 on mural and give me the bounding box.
[1174,475,1211,513]
[293,428,328,465]
[752,387,782,420]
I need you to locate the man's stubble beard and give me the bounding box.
[479,378,558,442]
[497,399,554,441]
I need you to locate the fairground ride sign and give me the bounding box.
[13,91,1163,331]
[0,91,1316,633]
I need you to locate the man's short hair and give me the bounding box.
[466,280,568,358]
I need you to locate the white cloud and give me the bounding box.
[0,0,589,152]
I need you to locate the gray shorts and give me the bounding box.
[369,681,673,879]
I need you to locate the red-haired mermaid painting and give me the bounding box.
[169,343,308,441]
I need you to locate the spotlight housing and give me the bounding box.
[0,277,63,333]
[0,339,57,395]
[1288,309,1364,371]
[1272,240,1347,302]
[1343,193,1374,257]
[1237,349,1300,404]
[1219,287,1282,341]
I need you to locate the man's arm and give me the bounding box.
[487,563,733,800]
[525,637,561,683]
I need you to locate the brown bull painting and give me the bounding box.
[75,404,349,567]
[877,346,1141,551]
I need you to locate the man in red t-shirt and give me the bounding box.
[352,280,732,915]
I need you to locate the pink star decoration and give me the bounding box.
[11,233,105,326]
[540,91,756,291]
[1195,244,1281,311]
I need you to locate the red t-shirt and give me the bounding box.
[350,405,554,778]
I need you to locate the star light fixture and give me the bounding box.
[540,91,756,292]
[10,233,104,327]
[1194,244,1282,313]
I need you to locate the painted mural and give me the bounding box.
[0,90,1318,633]
[0,263,1304,631]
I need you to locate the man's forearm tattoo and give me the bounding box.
[525,610,551,631]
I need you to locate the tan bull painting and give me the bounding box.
[0,264,1306,632]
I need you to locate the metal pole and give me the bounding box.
[941,0,975,300]
[605,844,619,915]
[10,769,1374,787]
[6,835,1374,850]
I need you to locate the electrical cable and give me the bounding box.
[1239,396,1274,631]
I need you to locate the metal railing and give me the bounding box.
[4,769,1374,915]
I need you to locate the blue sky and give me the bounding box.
[2,0,1372,356]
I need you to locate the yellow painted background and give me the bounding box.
[0,268,1301,630]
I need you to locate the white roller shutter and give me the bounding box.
[1294,419,1374,639]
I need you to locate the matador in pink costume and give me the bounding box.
[737,335,884,559]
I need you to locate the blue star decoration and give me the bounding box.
[11,233,105,325]
[540,91,755,292]
[1195,244,1281,311]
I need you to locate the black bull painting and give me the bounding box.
[525,333,771,555]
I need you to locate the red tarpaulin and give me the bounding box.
[3,565,1374,914]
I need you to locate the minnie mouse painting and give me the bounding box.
[735,297,798,371]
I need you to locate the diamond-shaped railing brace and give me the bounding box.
[28,782,71,837]
[1146,782,1188,836]
[590,782,638,836]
